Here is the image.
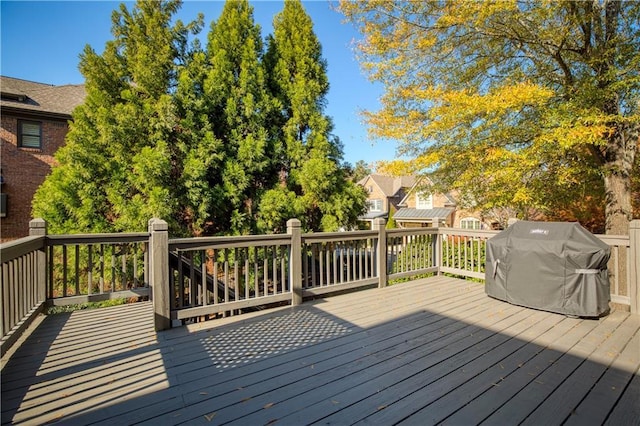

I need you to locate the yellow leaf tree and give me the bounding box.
[340,0,640,234]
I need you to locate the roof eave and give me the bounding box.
[0,105,73,121]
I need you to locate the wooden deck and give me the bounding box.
[1,276,639,425]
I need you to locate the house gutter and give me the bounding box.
[1,106,73,122]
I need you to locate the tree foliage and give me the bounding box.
[340,0,640,234]
[257,0,366,232]
[34,0,366,236]
[175,0,277,235]
[350,159,373,183]
[33,0,201,234]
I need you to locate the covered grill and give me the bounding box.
[485,221,610,317]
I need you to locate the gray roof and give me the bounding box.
[1,76,86,118]
[358,211,388,220]
[394,207,454,220]
[358,174,416,198]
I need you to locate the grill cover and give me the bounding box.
[485,221,610,317]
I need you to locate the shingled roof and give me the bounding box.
[0,76,86,119]
[358,174,416,198]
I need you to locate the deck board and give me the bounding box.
[1,276,638,426]
[566,328,640,425]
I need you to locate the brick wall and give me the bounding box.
[450,207,484,229]
[1,114,69,241]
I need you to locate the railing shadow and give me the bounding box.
[1,311,72,424]
[0,299,360,425]
[0,302,158,424]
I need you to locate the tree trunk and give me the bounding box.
[604,172,631,234]
[603,124,638,235]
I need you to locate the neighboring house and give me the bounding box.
[357,174,416,228]
[1,76,86,241]
[394,177,458,228]
[358,173,495,230]
[396,177,497,229]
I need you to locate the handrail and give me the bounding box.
[0,235,45,263]
[596,234,630,246]
[387,228,439,236]
[47,233,149,245]
[302,230,378,243]
[438,227,499,238]
[169,233,291,251]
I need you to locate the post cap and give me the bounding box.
[29,218,47,235]
[29,218,47,228]
[287,218,301,228]
[148,218,168,232]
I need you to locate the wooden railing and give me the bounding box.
[597,234,634,307]
[0,219,150,356]
[168,232,293,321]
[438,228,497,280]
[46,233,150,305]
[0,230,46,356]
[386,228,439,281]
[2,218,639,355]
[302,229,379,295]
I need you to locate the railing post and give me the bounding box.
[29,218,47,302]
[288,219,302,306]
[149,218,170,331]
[432,219,441,275]
[630,220,640,315]
[373,218,387,288]
[29,218,47,236]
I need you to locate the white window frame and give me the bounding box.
[368,199,383,212]
[415,191,433,210]
[460,217,482,230]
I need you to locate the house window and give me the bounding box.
[18,120,42,149]
[416,192,433,210]
[368,185,373,193]
[368,199,382,212]
[460,217,482,230]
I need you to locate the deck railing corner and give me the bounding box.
[0,219,48,356]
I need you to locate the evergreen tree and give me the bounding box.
[33,0,201,234]
[34,0,366,236]
[351,160,373,183]
[202,0,276,234]
[174,44,226,236]
[259,0,366,232]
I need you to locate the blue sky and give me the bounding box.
[1,0,398,168]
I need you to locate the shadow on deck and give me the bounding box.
[1,276,639,425]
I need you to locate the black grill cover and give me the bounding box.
[485,221,610,317]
